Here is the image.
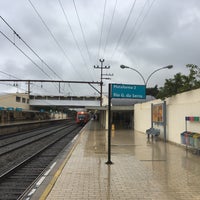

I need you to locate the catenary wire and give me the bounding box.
[58,0,94,81]
[0,28,62,92]
[0,70,20,80]
[0,82,27,93]
[0,28,73,95]
[109,0,137,60]
[0,69,50,93]
[128,0,156,48]
[102,0,117,59]
[27,0,83,82]
[98,0,107,60]
[0,70,68,108]
[122,0,156,57]
[0,82,61,107]
[72,0,92,63]
[27,0,83,94]
[0,16,62,80]
[0,30,53,80]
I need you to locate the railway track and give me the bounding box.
[0,120,83,200]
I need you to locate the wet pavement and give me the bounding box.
[42,121,200,200]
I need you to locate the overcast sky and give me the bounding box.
[0,0,200,96]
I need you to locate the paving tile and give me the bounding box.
[45,121,200,200]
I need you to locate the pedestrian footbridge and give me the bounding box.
[29,95,100,108]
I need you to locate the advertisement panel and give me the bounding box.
[153,103,163,122]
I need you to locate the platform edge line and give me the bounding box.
[39,127,86,200]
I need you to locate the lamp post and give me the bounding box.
[120,65,173,86]
[120,64,173,143]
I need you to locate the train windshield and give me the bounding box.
[78,114,86,119]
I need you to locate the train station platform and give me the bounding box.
[34,120,200,200]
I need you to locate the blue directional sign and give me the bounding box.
[111,83,146,99]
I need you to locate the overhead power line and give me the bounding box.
[0,30,53,79]
[0,27,73,94]
[0,69,50,93]
[27,0,83,82]
[58,0,93,81]
[58,0,87,67]
[98,0,107,60]
[0,16,62,80]
[120,0,156,57]
[0,70,19,80]
[0,16,64,92]
[1,15,75,94]
[110,0,137,60]
[102,0,118,59]
[72,0,92,63]
[126,0,156,49]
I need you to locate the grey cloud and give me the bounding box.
[0,0,200,94]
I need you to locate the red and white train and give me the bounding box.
[76,111,90,125]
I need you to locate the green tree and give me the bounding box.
[157,64,200,100]
[146,85,159,98]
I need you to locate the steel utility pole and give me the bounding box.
[94,59,110,106]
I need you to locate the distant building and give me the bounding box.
[0,92,30,110]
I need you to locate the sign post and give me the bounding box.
[106,83,146,165]
[105,83,113,165]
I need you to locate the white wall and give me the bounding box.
[134,88,200,144]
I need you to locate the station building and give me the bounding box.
[0,93,49,123]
